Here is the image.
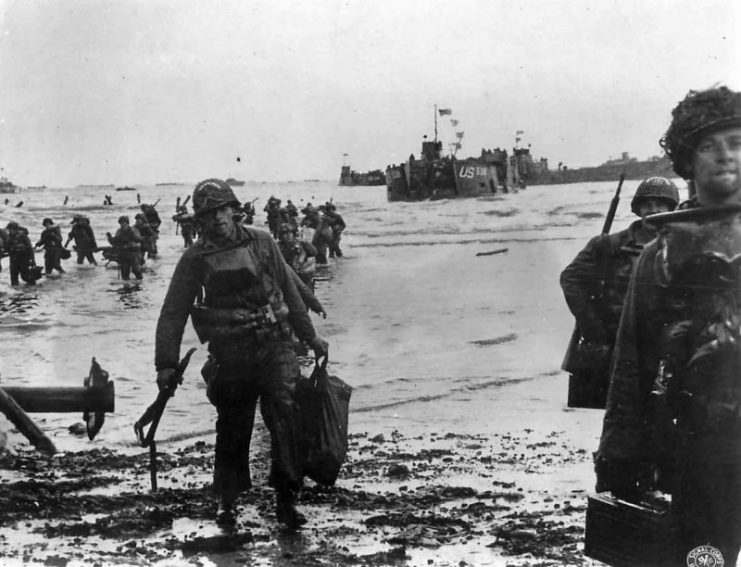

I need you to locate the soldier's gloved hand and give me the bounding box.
[594,456,654,502]
[156,368,177,392]
[309,336,328,357]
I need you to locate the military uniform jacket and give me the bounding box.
[68,222,97,249]
[7,230,33,255]
[599,208,741,461]
[325,212,346,233]
[36,226,63,250]
[155,225,316,370]
[560,220,653,346]
[597,237,667,461]
[109,226,142,250]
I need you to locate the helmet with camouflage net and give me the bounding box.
[660,86,741,179]
[630,177,680,215]
[192,178,240,216]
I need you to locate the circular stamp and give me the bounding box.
[686,545,725,567]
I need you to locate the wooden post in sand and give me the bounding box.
[0,386,57,455]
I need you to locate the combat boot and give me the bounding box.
[276,491,306,529]
[215,498,236,528]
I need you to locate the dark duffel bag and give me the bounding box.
[295,355,351,486]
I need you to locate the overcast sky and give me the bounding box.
[1,0,739,186]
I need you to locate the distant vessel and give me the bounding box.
[385,107,514,202]
[338,161,385,186]
[513,149,674,186]
[155,182,181,186]
[226,178,245,187]
[0,176,20,194]
[115,186,136,191]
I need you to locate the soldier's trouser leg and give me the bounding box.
[131,256,143,279]
[329,234,342,257]
[44,252,53,274]
[671,434,741,566]
[211,373,259,503]
[255,341,302,495]
[315,242,328,264]
[76,251,85,265]
[52,250,64,273]
[119,258,131,280]
[9,257,20,285]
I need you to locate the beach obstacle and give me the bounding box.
[0,358,115,454]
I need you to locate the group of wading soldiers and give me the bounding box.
[562,85,741,565]
[1,195,344,287]
[0,203,162,285]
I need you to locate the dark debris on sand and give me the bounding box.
[0,429,596,566]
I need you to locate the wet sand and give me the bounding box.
[0,370,604,566]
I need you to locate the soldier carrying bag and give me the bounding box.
[295,354,352,486]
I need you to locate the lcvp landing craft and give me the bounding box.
[384,107,519,202]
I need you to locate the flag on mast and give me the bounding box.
[438,108,452,116]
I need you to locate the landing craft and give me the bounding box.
[338,155,386,186]
[384,105,518,201]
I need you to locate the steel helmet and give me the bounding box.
[631,177,680,215]
[192,178,240,216]
[660,86,741,179]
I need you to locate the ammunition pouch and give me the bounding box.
[190,302,291,344]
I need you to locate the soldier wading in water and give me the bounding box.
[154,178,328,529]
[560,177,679,408]
[595,85,741,565]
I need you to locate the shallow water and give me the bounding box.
[0,178,681,456]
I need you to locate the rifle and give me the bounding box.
[562,172,626,408]
[601,172,626,235]
[134,347,196,491]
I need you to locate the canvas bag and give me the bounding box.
[296,355,352,485]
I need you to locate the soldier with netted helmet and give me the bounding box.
[560,176,679,409]
[595,85,741,565]
[154,178,328,529]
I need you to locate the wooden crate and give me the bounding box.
[585,492,673,567]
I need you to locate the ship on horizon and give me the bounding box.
[338,155,385,186]
[0,176,21,194]
[514,148,674,186]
